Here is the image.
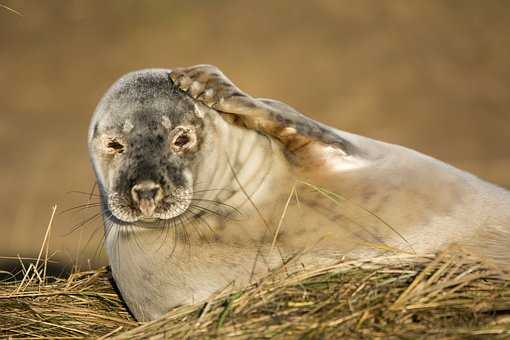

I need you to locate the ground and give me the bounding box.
[1,0,509,276]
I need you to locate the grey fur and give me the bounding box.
[89,66,510,321]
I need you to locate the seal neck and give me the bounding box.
[194,115,290,215]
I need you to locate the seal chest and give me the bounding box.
[89,66,510,321]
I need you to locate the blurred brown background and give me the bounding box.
[1,1,509,269]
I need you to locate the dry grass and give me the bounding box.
[1,248,509,339]
[0,267,135,338]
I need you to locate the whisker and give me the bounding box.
[176,216,190,250]
[193,188,237,194]
[59,203,101,215]
[129,224,148,255]
[80,224,104,261]
[94,218,114,260]
[156,217,171,253]
[151,217,170,253]
[63,213,101,236]
[189,204,239,221]
[190,209,216,237]
[115,226,121,272]
[66,190,101,197]
[179,214,191,249]
[169,215,178,257]
[88,182,98,201]
[181,209,211,244]
[190,198,242,216]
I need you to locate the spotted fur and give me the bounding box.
[89,66,510,321]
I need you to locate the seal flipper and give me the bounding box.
[224,97,365,171]
[170,64,365,172]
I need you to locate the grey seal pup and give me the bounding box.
[88,65,510,321]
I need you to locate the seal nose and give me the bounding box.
[131,181,163,217]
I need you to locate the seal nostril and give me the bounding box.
[136,188,159,200]
[131,181,163,204]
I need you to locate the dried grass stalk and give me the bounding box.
[1,247,509,338]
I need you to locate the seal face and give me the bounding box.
[89,65,510,322]
[89,70,202,225]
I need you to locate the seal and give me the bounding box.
[88,65,510,321]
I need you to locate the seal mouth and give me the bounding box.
[139,217,160,223]
[106,188,193,224]
[138,198,157,217]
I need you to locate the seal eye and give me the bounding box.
[170,126,197,153]
[106,139,124,154]
[174,134,190,147]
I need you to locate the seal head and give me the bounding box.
[89,69,204,224]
